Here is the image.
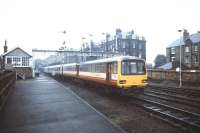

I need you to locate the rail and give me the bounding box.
[144,90,200,108]
[0,71,16,111]
[131,96,200,130]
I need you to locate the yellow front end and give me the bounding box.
[117,74,147,89]
[116,60,148,89]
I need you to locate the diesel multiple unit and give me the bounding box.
[44,56,147,89]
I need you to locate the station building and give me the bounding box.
[3,44,32,79]
[166,30,200,69]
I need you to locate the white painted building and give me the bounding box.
[3,47,31,67]
[3,47,33,79]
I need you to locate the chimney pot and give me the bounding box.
[4,40,8,53]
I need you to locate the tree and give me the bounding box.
[154,54,167,68]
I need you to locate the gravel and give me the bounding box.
[55,77,195,133]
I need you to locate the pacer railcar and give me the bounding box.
[44,56,147,90]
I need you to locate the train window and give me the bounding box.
[80,63,106,73]
[101,63,106,73]
[122,60,145,75]
[63,65,76,71]
[96,63,106,73]
[137,62,145,74]
[90,64,94,72]
[80,64,90,72]
[85,64,89,72]
[95,63,101,73]
[130,62,137,73]
[93,64,96,72]
[111,62,118,74]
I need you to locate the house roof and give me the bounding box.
[3,47,32,57]
[167,32,200,48]
[158,62,172,70]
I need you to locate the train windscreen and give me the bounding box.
[121,60,146,75]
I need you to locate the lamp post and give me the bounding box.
[178,29,182,88]
[115,34,118,55]
[81,37,85,62]
[101,33,106,58]
[59,30,67,68]
[89,34,93,56]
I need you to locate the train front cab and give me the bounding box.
[116,59,147,89]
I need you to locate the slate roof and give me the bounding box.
[3,47,32,57]
[158,62,172,70]
[167,32,200,48]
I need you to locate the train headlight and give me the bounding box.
[142,79,147,83]
[119,80,126,84]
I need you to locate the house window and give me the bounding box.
[194,45,198,52]
[194,55,198,64]
[185,56,189,64]
[7,57,12,64]
[171,57,175,61]
[171,48,175,54]
[22,57,29,66]
[12,57,21,66]
[185,46,189,52]
[133,43,136,48]
[139,52,142,58]
[123,42,126,48]
[139,44,142,50]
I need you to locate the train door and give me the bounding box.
[76,65,79,77]
[61,65,63,76]
[106,63,112,81]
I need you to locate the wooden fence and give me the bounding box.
[0,71,16,111]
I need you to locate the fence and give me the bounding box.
[147,69,200,83]
[0,71,16,111]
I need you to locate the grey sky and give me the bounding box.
[0,0,199,63]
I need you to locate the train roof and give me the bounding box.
[45,64,61,68]
[80,56,145,65]
[62,63,77,67]
[44,63,77,68]
[44,56,145,68]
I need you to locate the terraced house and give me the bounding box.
[102,29,146,60]
[166,30,200,69]
[82,29,146,60]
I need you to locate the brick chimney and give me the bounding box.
[4,40,8,53]
[183,29,190,42]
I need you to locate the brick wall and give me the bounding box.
[15,67,33,79]
[147,69,200,83]
[0,71,16,110]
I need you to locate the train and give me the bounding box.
[44,56,148,91]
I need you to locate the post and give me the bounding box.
[115,35,118,54]
[178,29,182,88]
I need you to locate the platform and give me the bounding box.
[0,75,125,133]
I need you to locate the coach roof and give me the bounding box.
[80,56,144,65]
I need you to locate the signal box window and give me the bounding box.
[7,57,12,64]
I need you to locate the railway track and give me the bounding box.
[131,96,200,131]
[56,76,200,131]
[143,90,200,109]
[148,85,200,99]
